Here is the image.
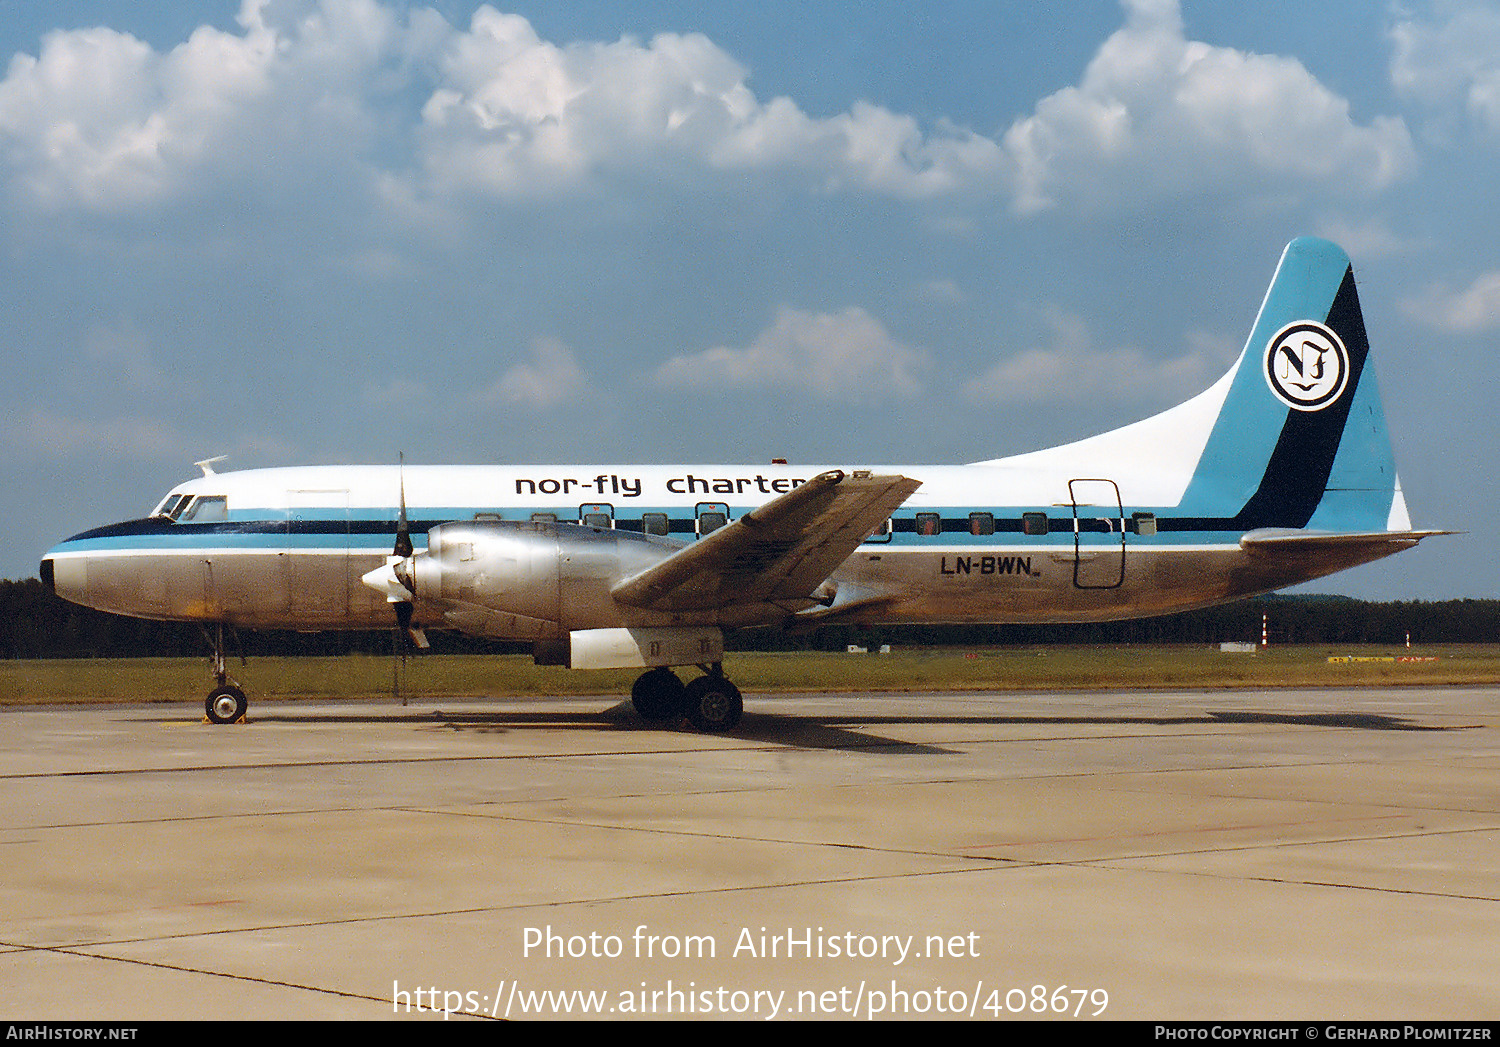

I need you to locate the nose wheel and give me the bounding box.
[206,684,247,725]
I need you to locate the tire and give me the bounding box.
[684,675,742,732]
[206,685,247,725]
[631,668,686,721]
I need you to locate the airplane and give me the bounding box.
[40,237,1445,731]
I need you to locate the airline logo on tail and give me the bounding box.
[1264,320,1349,411]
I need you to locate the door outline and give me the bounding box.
[1068,478,1125,590]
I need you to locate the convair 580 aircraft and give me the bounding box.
[42,238,1443,731]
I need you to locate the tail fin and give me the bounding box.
[1177,236,1403,532]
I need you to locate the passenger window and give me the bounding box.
[696,502,730,537]
[863,518,892,544]
[969,512,995,536]
[579,504,614,529]
[530,512,558,523]
[1133,512,1157,536]
[642,513,669,536]
[1022,512,1049,536]
[916,513,941,536]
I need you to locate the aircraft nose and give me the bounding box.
[40,551,88,606]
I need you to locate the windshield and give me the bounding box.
[151,493,191,520]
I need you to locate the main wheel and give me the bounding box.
[631,667,686,721]
[684,674,742,732]
[206,685,247,725]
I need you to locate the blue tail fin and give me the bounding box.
[1177,237,1401,532]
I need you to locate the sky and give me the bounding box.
[2,0,1495,601]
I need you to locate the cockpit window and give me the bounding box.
[152,494,191,520]
[177,495,227,523]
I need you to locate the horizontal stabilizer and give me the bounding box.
[1240,528,1453,553]
[612,469,920,612]
[1239,527,1452,578]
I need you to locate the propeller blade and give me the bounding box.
[384,454,425,706]
[363,458,419,601]
[393,452,413,559]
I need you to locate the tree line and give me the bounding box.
[2,576,1496,660]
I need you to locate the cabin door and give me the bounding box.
[1068,478,1125,590]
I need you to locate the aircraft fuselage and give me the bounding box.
[42,462,1410,635]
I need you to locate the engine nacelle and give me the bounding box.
[566,626,724,669]
[408,519,678,631]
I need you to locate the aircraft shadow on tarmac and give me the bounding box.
[168,701,1459,755]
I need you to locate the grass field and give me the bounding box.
[3,645,1500,706]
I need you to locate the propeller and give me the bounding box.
[360,455,429,703]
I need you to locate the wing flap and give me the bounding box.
[611,469,920,612]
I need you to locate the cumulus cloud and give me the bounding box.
[652,306,928,403]
[0,5,284,209]
[962,308,1224,406]
[476,336,589,408]
[1001,0,1414,212]
[1402,271,1500,333]
[413,8,1003,200]
[0,0,451,213]
[1391,1,1500,137]
[0,0,1003,213]
[0,0,1412,219]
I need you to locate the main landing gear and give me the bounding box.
[630,664,742,732]
[203,623,248,725]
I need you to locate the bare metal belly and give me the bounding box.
[49,536,1406,635]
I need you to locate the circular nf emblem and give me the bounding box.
[1264,320,1349,411]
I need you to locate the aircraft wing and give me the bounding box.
[611,470,920,613]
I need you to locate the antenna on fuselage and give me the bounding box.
[194,456,228,477]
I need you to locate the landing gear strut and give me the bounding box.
[630,663,742,732]
[203,623,247,725]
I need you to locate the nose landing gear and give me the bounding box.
[203,623,248,725]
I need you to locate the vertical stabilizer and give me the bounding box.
[1177,237,1399,531]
